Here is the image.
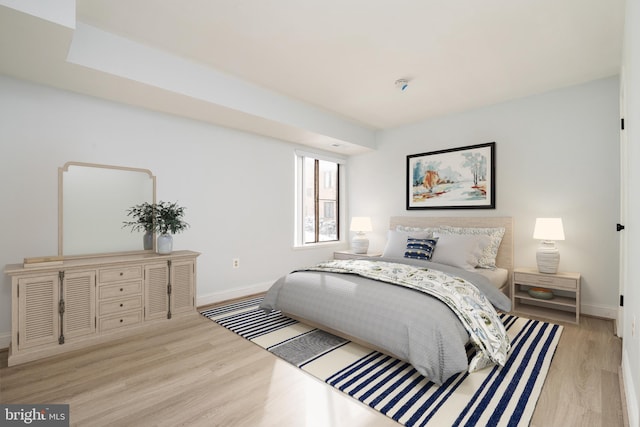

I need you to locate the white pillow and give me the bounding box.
[437,226,505,269]
[382,230,430,258]
[431,233,490,271]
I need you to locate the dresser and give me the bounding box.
[4,250,199,366]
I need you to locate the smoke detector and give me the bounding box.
[395,79,409,92]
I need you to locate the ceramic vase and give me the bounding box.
[143,230,154,250]
[157,234,173,254]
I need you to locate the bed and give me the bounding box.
[260,216,514,384]
[388,216,513,294]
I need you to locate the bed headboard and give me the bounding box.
[389,216,514,280]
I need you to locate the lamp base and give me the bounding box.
[351,233,369,254]
[536,241,559,274]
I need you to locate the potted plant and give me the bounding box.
[123,202,156,250]
[154,201,189,254]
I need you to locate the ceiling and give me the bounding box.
[0,0,625,154]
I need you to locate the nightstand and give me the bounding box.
[512,267,581,324]
[333,251,382,260]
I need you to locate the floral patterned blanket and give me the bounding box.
[302,259,511,372]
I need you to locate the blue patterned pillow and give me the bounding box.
[404,237,438,260]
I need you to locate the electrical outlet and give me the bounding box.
[233,258,240,269]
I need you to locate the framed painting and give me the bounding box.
[406,142,495,210]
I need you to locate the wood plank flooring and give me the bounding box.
[0,310,625,427]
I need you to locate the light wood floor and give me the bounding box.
[0,309,626,427]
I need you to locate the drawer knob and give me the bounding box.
[120,304,124,307]
[120,319,123,323]
[120,288,123,292]
[120,272,124,276]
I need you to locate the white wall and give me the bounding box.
[348,77,620,318]
[621,0,640,424]
[0,76,345,345]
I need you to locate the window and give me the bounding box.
[296,152,341,245]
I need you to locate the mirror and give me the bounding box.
[59,162,156,256]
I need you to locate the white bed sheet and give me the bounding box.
[475,267,508,289]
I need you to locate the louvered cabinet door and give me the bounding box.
[171,260,195,315]
[17,274,60,350]
[63,270,96,340]
[144,263,169,321]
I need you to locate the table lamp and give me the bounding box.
[533,218,565,273]
[350,217,372,254]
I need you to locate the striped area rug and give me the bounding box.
[201,296,562,427]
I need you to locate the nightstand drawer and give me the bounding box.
[333,251,382,260]
[513,272,577,289]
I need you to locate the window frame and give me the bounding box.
[294,150,346,247]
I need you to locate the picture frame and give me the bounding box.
[406,142,495,210]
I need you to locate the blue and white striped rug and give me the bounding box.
[201,296,562,427]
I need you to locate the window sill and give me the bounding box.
[292,241,345,251]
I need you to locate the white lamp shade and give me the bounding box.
[533,218,565,241]
[350,217,372,232]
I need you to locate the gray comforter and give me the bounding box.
[259,256,511,385]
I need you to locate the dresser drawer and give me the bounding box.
[99,266,142,283]
[99,295,143,316]
[99,281,142,300]
[99,311,142,332]
[514,272,577,290]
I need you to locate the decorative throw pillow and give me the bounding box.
[431,233,488,270]
[382,230,430,258]
[404,237,439,260]
[396,225,439,235]
[437,226,505,269]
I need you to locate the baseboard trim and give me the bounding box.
[581,303,617,319]
[0,331,11,351]
[622,351,638,427]
[619,366,630,427]
[196,281,273,308]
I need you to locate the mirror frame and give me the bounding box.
[58,161,157,257]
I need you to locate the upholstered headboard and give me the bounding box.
[389,216,514,285]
